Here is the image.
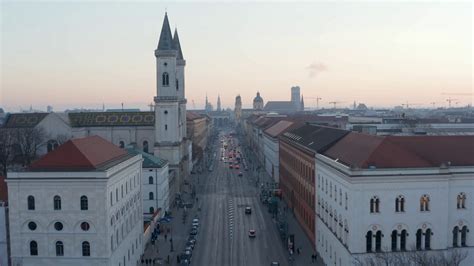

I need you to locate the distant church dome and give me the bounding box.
[253,92,264,110]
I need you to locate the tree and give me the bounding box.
[0,128,15,176]
[354,247,468,266]
[13,127,46,166]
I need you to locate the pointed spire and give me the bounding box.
[157,12,174,51]
[301,95,305,111]
[173,28,184,60]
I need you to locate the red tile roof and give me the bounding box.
[324,133,474,168]
[264,120,295,138]
[29,136,129,171]
[0,176,7,202]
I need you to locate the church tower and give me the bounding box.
[217,94,222,112]
[154,13,188,196]
[234,95,242,123]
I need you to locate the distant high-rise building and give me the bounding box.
[301,95,305,111]
[253,92,264,110]
[291,86,301,111]
[234,95,242,122]
[217,94,221,112]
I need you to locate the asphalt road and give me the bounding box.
[191,135,289,266]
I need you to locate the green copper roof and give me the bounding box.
[126,148,168,168]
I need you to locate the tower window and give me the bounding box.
[143,141,149,153]
[176,79,179,90]
[54,195,61,210]
[162,72,169,86]
[56,241,64,256]
[82,241,90,256]
[119,141,125,149]
[164,110,168,114]
[28,195,35,210]
[165,124,168,130]
[80,195,88,210]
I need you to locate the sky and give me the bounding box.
[1,1,472,112]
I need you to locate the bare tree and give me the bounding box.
[0,128,15,176]
[354,248,468,266]
[13,127,46,166]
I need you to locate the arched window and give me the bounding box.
[457,193,466,209]
[391,230,397,251]
[425,228,432,250]
[165,124,168,130]
[375,231,382,252]
[149,192,154,200]
[366,231,373,252]
[119,141,125,149]
[162,72,169,86]
[149,207,154,214]
[148,176,153,184]
[28,195,35,210]
[461,226,468,247]
[420,195,430,211]
[416,229,422,250]
[370,196,379,213]
[56,241,64,256]
[30,240,38,256]
[400,230,407,251]
[143,141,149,153]
[453,226,459,247]
[82,241,90,256]
[80,196,88,210]
[54,195,61,210]
[176,79,179,90]
[395,195,405,212]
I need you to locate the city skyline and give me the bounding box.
[1,2,472,112]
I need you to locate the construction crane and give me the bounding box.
[430,102,437,109]
[328,101,343,109]
[305,96,323,109]
[446,98,457,108]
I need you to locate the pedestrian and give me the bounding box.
[311,254,315,263]
[177,255,180,263]
[164,234,167,241]
[297,248,300,255]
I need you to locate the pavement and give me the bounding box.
[140,130,324,266]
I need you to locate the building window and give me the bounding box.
[149,192,154,200]
[110,192,113,206]
[121,185,123,198]
[80,196,88,210]
[400,230,407,251]
[420,195,430,212]
[375,231,382,252]
[28,221,37,231]
[162,72,169,86]
[366,231,373,252]
[457,193,466,209]
[81,222,90,231]
[461,226,468,247]
[82,241,90,256]
[416,229,422,250]
[56,241,64,256]
[395,195,405,212]
[54,222,63,231]
[149,176,153,184]
[149,207,154,214]
[176,79,179,90]
[28,195,35,210]
[54,195,61,210]
[453,226,459,247]
[425,228,432,250]
[30,241,38,256]
[143,141,149,153]
[164,110,168,115]
[391,230,397,251]
[116,188,118,202]
[119,141,125,149]
[165,124,168,130]
[345,193,348,210]
[370,196,380,213]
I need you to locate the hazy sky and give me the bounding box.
[1,1,472,111]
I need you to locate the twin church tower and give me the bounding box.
[154,13,188,180]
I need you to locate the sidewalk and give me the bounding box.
[141,184,198,265]
[243,143,324,266]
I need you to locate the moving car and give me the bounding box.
[248,229,256,238]
[245,206,252,214]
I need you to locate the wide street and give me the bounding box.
[191,132,290,266]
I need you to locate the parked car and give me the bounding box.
[190,229,198,236]
[238,172,243,177]
[248,229,256,238]
[245,206,252,214]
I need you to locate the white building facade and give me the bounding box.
[315,135,474,266]
[7,137,144,266]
